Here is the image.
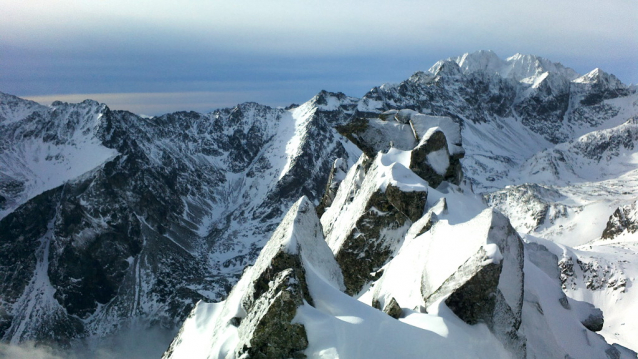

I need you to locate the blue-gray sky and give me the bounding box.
[2,0,636,115]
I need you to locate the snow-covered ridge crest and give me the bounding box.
[428,50,580,82]
[0,91,48,124]
[163,196,344,359]
[518,117,638,184]
[0,97,118,219]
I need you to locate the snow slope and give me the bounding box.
[0,99,118,219]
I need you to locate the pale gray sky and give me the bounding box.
[2,0,636,115]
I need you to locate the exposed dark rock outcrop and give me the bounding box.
[372,296,403,319]
[421,210,526,358]
[321,155,428,295]
[580,305,604,332]
[424,246,502,324]
[385,184,428,222]
[602,200,638,239]
[164,197,344,359]
[316,158,349,217]
[410,129,451,187]
[236,269,308,359]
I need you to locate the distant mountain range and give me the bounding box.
[1,50,637,358]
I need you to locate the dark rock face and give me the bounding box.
[244,251,313,310]
[409,129,451,187]
[421,211,525,358]
[334,188,412,295]
[336,118,377,158]
[385,184,428,222]
[372,297,403,319]
[316,158,349,217]
[580,306,604,332]
[424,247,502,323]
[236,269,308,359]
[602,200,638,239]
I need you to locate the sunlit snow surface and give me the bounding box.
[468,93,638,351]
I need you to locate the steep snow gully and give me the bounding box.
[1,51,638,358]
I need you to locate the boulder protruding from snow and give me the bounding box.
[163,196,344,359]
[372,296,403,319]
[579,304,604,332]
[410,129,452,187]
[423,245,502,323]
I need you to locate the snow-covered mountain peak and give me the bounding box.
[0,98,118,219]
[504,53,579,81]
[427,59,463,78]
[51,98,102,108]
[574,68,626,89]
[0,91,47,124]
[429,51,580,84]
[454,49,505,75]
[309,90,359,111]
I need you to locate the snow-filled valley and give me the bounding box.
[1,51,638,358]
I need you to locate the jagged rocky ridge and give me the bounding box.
[0,91,361,346]
[165,109,633,359]
[1,50,638,356]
